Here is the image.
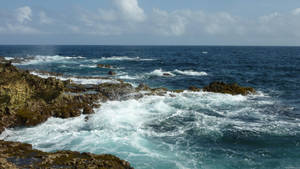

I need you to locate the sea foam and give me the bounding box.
[30,71,120,85]
[15,55,85,65]
[1,91,294,169]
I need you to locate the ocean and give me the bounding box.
[0,45,300,169]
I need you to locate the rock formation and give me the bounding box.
[203,81,256,95]
[0,61,134,169]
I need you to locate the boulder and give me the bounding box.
[203,81,255,95]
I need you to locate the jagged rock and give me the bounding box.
[97,64,113,69]
[203,81,255,95]
[82,104,94,114]
[0,140,133,169]
[108,71,116,76]
[172,89,184,93]
[0,56,5,62]
[97,83,135,100]
[136,83,151,91]
[188,86,200,92]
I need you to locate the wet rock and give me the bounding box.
[203,81,255,95]
[0,140,134,169]
[188,86,200,92]
[136,83,151,91]
[108,71,116,76]
[163,73,172,76]
[82,104,94,114]
[97,83,135,100]
[97,64,113,69]
[172,89,184,93]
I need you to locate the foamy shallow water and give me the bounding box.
[1,91,299,169]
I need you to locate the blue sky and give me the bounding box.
[1,0,300,45]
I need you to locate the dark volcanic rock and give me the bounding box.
[0,140,133,169]
[203,81,256,95]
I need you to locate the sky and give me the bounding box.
[1,0,300,45]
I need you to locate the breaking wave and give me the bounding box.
[174,69,208,76]
[148,69,208,77]
[30,71,120,85]
[1,91,297,169]
[100,56,155,61]
[15,55,85,65]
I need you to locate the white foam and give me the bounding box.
[148,69,176,77]
[30,71,119,85]
[16,55,85,65]
[79,64,97,68]
[1,91,292,169]
[147,69,208,77]
[174,69,208,76]
[100,56,155,61]
[4,57,14,60]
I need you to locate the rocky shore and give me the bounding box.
[0,56,255,168]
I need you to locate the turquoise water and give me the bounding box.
[0,46,300,169]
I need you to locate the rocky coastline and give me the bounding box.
[0,56,255,168]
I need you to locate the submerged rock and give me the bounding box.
[97,64,113,69]
[203,81,255,95]
[0,140,133,169]
[108,71,116,76]
[188,86,201,92]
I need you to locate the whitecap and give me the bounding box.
[30,71,119,85]
[148,69,176,77]
[174,69,208,76]
[16,55,85,65]
[100,56,155,61]
[79,64,97,68]
[4,57,14,60]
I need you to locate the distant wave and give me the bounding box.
[16,55,85,65]
[100,56,155,61]
[79,64,97,68]
[30,71,119,85]
[148,69,208,77]
[4,57,14,60]
[148,69,176,77]
[174,69,208,76]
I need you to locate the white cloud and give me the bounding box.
[152,9,239,36]
[98,9,117,22]
[6,24,40,34]
[292,8,300,15]
[152,9,187,36]
[16,6,32,24]
[113,0,146,22]
[39,11,53,24]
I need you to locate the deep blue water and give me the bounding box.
[0,45,300,169]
